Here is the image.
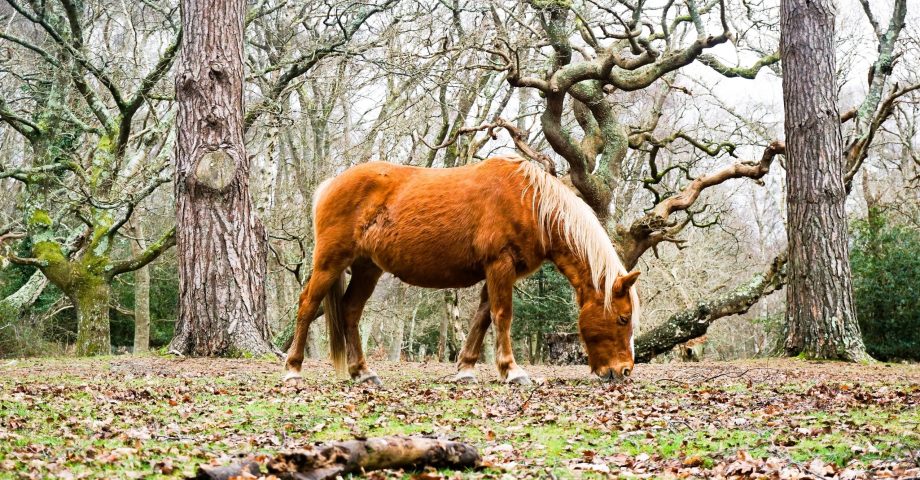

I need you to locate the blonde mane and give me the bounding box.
[513,157,641,350]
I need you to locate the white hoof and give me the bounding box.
[453,369,478,383]
[282,370,302,383]
[505,367,531,385]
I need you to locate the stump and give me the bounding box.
[543,332,586,365]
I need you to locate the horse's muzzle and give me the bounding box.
[596,365,632,383]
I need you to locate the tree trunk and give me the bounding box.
[543,332,586,365]
[438,291,451,362]
[407,304,418,361]
[482,329,495,364]
[780,0,869,361]
[130,220,150,353]
[170,0,273,356]
[389,309,404,362]
[72,279,112,356]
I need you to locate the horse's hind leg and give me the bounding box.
[486,256,530,385]
[284,230,356,381]
[341,259,383,384]
[284,265,347,381]
[454,286,491,383]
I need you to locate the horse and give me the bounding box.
[283,155,641,385]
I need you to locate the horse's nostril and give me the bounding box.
[622,367,631,377]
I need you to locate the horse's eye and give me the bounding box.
[617,316,630,326]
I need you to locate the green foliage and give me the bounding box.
[850,207,920,361]
[512,262,578,360]
[413,298,452,358]
[111,257,179,350]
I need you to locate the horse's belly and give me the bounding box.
[359,217,485,288]
[367,242,484,289]
[386,267,483,289]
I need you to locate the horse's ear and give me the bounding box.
[613,270,640,295]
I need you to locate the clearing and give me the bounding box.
[0,357,918,479]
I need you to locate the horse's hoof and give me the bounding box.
[453,370,478,384]
[505,368,531,386]
[356,372,383,386]
[282,371,302,383]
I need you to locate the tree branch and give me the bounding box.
[0,161,78,183]
[0,231,44,268]
[243,0,396,131]
[696,51,779,79]
[106,226,176,278]
[116,27,183,155]
[104,174,171,242]
[0,98,42,143]
[422,117,556,175]
[634,252,787,363]
[651,141,784,219]
[618,141,785,268]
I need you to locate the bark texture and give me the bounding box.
[0,269,48,317]
[543,332,587,365]
[780,0,869,361]
[72,276,112,356]
[191,436,480,480]
[170,0,272,356]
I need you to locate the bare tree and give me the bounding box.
[0,0,180,355]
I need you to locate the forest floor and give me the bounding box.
[0,356,918,480]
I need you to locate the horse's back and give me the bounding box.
[315,158,528,218]
[313,157,543,287]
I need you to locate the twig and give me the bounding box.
[656,367,772,387]
[517,381,544,413]
[419,118,556,175]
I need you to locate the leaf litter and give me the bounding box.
[0,356,918,479]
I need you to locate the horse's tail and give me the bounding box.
[324,271,348,376]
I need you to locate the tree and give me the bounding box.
[129,219,151,353]
[169,0,273,356]
[165,0,397,357]
[780,0,868,361]
[0,0,181,355]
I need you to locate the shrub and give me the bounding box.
[851,208,920,361]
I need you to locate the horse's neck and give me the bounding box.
[548,241,597,305]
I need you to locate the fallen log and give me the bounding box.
[191,435,481,480]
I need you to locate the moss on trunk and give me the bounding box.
[72,277,112,356]
[31,237,115,356]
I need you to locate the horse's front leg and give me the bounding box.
[342,261,383,385]
[486,258,530,385]
[454,286,491,383]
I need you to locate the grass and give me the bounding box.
[0,356,918,478]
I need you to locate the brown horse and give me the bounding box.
[284,156,640,385]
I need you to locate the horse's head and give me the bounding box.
[578,270,640,382]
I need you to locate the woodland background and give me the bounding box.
[1,0,919,364]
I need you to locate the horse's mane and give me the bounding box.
[512,157,640,332]
[311,177,335,235]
